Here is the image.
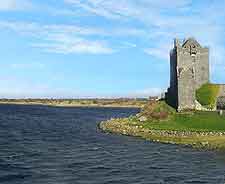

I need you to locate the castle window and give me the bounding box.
[190,68,195,78]
[178,67,183,77]
[178,68,183,73]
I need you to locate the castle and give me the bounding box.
[166,38,225,111]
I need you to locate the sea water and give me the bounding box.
[0,104,224,184]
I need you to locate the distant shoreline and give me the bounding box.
[0,99,147,108]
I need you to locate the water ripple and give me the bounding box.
[0,104,224,184]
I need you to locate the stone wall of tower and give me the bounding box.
[176,44,196,110]
[195,47,209,89]
[169,49,177,90]
[166,39,181,108]
[167,48,178,107]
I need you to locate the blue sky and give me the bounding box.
[0,0,225,98]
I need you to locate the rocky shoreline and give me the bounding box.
[99,118,225,150]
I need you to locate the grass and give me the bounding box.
[100,100,225,150]
[196,83,220,109]
[150,100,176,114]
[137,100,225,132]
[100,114,225,150]
[141,111,225,132]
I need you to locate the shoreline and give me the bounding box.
[99,118,225,151]
[0,102,143,108]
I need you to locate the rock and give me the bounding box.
[138,116,147,122]
[201,141,209,146]
[136,113,141,117]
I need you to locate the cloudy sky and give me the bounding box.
[0,0,225,98]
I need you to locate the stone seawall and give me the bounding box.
[217,85,225,110]
[217,96,225,110]
[99,118,225,150]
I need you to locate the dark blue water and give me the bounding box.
[0,104,225,184]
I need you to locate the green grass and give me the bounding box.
[196,83,220,109]
[151,100,176,114]
[139,100,225,132]
[141,111,225,132]
[101,112,225,150]
[101,101,225,150]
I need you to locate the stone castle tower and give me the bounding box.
[166,38,210,111]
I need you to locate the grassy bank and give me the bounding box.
[99,101,225,150]
[142,111,225,132]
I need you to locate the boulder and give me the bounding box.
[138,116,147,122]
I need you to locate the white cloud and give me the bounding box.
[36,35,115,55]
[63,0,225,70]
[0,87,163,99]
[129,88,163,98]
[120,41,137,49]
[0,20,150,54]
[1,1,225,72]
[0,86,80,99]
[0,75,83,98]
[64,0,192,22]
[0,20,147,38]
[0,21,99,36]
[64,0,124,19]
[1,0,225,97]
[144,45,171,61]
[0,75,163,98]
[0,0,32,11]
[83,88,164,98]
[0,21,117,54]
[32,39,114,54]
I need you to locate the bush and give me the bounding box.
[196,83,220,109]
[151,111,168,120]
